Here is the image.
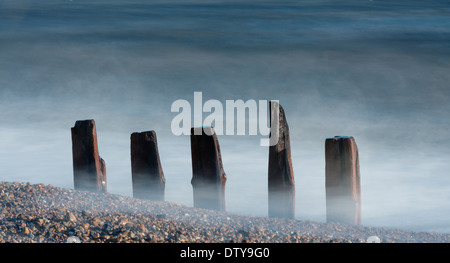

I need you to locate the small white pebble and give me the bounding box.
[66,236,81,243]
[366,236,381,243]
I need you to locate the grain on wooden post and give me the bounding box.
[268,101,295,219]
[325,136,361,225]
[71,119,107,193]
[130,131,166,201]
[190,127,226,211]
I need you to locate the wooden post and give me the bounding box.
[325,136,361,225]
[190,127,226,211]
[268,101,295,219]
[71,120,107,193]
[130,131,165,201]
[99,157,107,193]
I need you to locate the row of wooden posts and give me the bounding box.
[71,102,361,225]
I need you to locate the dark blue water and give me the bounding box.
[1,0,450,233]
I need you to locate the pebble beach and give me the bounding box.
[0,181,449,243]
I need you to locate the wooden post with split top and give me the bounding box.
[71,119,107,193]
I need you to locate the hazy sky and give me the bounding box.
[1,0,450,233]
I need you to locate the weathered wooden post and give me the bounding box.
[325,136,361,225]
[268,101,295,219]
[130,131,166,201]
[71,120,107,193]
[190,127,226,211]
[99,157,107,193]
